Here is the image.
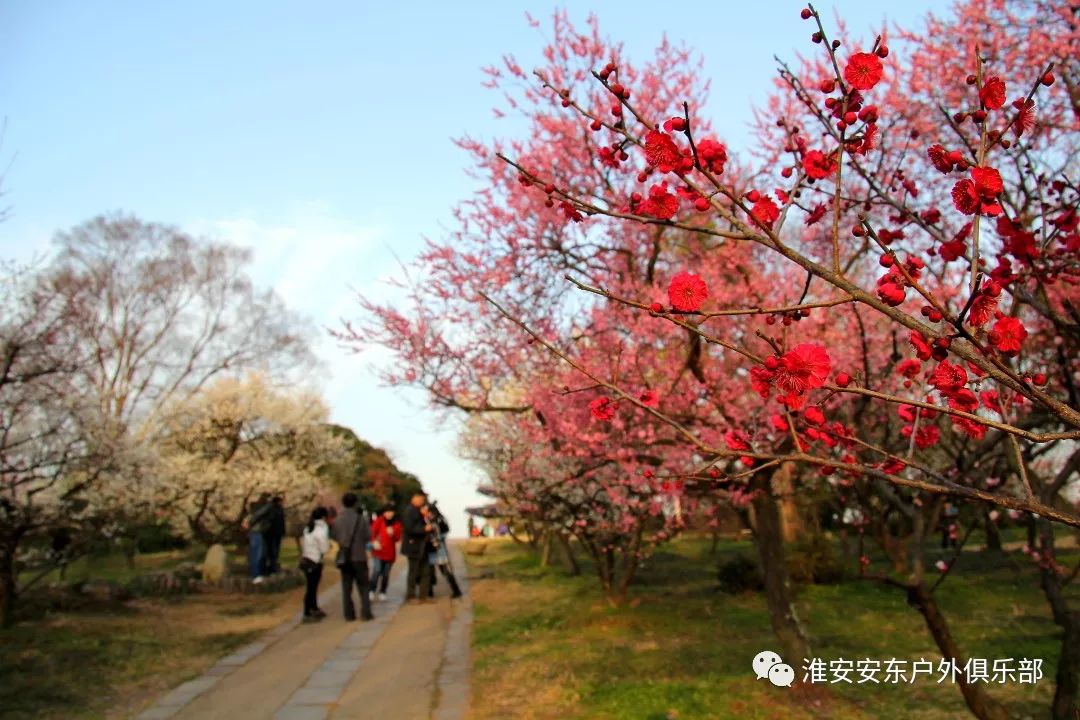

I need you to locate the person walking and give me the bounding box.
[299,507,330,621]
[369,504,402,602]
[242,493,274,584]
[402,491,432,602]
[424,503,463,599]
[332,493,373,621]
[264,495,286,575]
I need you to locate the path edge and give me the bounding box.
[133,579,343,719]
[433,542,473,720]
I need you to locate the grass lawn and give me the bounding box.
[464,535,1078,720]
[2,545,305,719]
[18,540,305,588]
[18,547,203,587]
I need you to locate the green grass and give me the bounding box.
[18,548,197,587]
[20,540,303,588]
[465,535,1077,720]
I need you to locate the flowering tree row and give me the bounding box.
[496,7,1075,523]
[347,2,1077,716]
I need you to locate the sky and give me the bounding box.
[0,0,949,536]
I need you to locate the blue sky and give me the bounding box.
[0,0,948,534]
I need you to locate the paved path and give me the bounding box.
[136,545,472,720]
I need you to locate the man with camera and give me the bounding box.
[401,490,433,603]
[423,501,462,599]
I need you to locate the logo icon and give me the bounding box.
[753,650,795,688]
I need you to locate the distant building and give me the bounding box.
[465,503,508,537]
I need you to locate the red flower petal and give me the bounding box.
[589,396,618,421]
[844,52,883,91]
[644,130,683,173]
[929,360,968,394]
[988,316,1027,357]
[951,179,980,215]
[774,344,832,396]
[803,150,837,179]
[979,76,1006,110]
[971,166,1003,197]
[667,271,709,312]
[927,144,953,173]
[750,197,780,229]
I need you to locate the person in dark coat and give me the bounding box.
[243,492,273,584]
[331,493,373,621]
[401,491,432,602]
[423,502,462,599]
[263,495,286,574]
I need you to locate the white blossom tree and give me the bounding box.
[152,373,343,544]
[41,213,316,556]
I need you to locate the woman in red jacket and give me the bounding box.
[369,504,403,601]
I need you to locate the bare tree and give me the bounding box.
[0,263,109,627]
[1,213,317,624]
[46,213,315,429]
[40,213,318,561]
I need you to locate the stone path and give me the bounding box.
[136,546,472,720]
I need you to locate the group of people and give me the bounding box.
[250,490,463,622]
[242,493,286,584]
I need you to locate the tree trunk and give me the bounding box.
[615,528,643,600]
[558,533,579,576]
[581,538,612,595]
[506,525,527,545]
[906,583,1008,720]
[880,529,910,574]
[1037,519,1079,719]
[1050,609,1080,720]
[983,513,1002,552]
[772,461,804,543]
[1,547,16,628]
[540,530,553,567]
[751,484,811,663]
[601,546,615,596]
[123,537,138,570]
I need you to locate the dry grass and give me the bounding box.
[0,588,303,719]
[467,575,582,720]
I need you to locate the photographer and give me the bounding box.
[401,491,433,602]
[423,502,462,599]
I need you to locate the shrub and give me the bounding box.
[786,533,845,585]
[135,523,190,554]
[716,554,764,594]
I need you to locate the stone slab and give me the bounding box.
[274,705,330,720]
[305,668,356,688]
[290,686,344,705]
[321,659,362,674]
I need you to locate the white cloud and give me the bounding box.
[187,205,486,535]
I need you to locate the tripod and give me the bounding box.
[427,509,463,599]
